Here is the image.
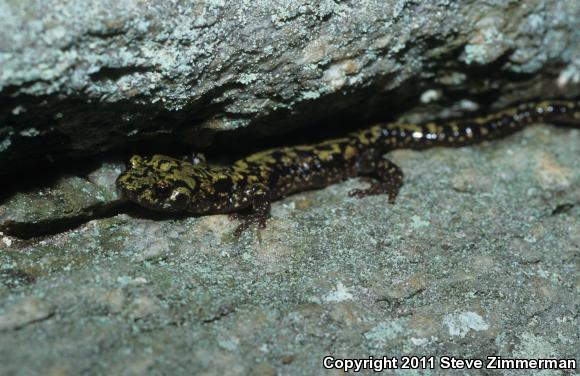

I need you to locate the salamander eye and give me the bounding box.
[171,190,187,203]
[169,187,191,210]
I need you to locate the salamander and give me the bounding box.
[116,100,580,235]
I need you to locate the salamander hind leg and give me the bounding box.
[232,184,272,236]
[349,158,404,204]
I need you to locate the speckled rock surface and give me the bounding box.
[1,0,580,174]
[1,123,578,374]
[0,162,122,237]
[1,0,579,373]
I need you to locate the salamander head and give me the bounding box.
[116,155,196,212]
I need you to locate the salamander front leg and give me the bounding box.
[233,184,272,236]
[348,158,404,203]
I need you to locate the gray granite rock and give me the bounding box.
[1,1,579,374]
[1,0,579,174]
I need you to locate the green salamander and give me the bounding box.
[116,100,580,235]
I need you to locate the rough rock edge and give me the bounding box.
[0,0,579,175]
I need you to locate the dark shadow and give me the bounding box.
[89,66,153,82]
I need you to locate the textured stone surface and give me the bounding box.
[1,0,580,174]
[1,1,579,373]
[1,124,578,374]
[0,163,122,238]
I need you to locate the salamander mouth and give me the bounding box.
[118,186,177,212]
